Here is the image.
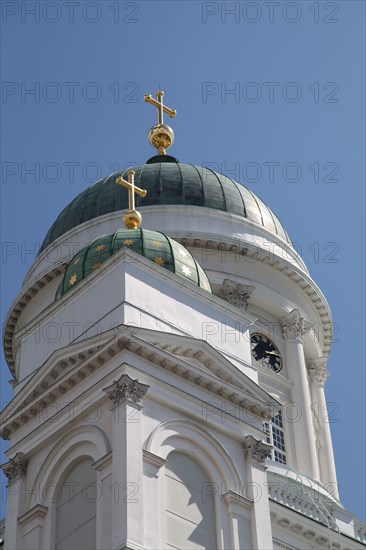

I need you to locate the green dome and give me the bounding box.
[40,156,291,255]
[55,228,212,299]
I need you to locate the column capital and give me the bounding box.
[1,452,28,483]
[307,357,329,386]
[281,309,311,343]
[243,435,272,465]
[103,373,149,408]
[220,279,255,311]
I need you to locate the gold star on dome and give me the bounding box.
[151,240,162,248]
[181,265,192,277]
[154,257,165,266]
[92,262,101,270]
[95,244,105,252]
[123,239,135,246]
[69,274,78,286]
[178,248,189,258]
[73,258,80,265]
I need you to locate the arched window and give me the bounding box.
[55,457,97,550]
[165,451,217,550]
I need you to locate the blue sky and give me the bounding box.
[1,0,365,521]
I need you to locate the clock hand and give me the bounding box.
[264,351,281,357]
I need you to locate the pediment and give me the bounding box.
[116,329,280,422]
[0,325,279,439]
[134,330,272,403]
[0,333,113,439]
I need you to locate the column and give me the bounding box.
[103,374,149,550]
[307,357,339,500]
[243,435,273,550]
[281,309,320,481]
[2,453,28,550]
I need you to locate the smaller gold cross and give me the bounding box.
[144,90,176,125]
[116,169,147,229]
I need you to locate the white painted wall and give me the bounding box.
[55,458,97,550]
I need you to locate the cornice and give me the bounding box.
[24,204,308,283]
[3,247,258,379]
[131,332,279,413]
[270,500,364,550]
[3,264,67,376]
[0,326,280,439]
[267,470,366,548]
[4,230,333,379]
[180,237,333,354]
[0,335,114,439]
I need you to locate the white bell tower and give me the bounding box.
[1,91,365,550]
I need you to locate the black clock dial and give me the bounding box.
[250,333,282,373]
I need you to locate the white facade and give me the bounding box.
[1,197,365,549]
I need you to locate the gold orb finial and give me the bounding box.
[144,90,177,155]
[116,169,147,229]
[123,209,143,229]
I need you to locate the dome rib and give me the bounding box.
[158,162,163,205]
[188,164,205,205]
[226,175,247,217]
[247,187,264,226]
[176,162,185,203]
[95,174,110,217]
[204,165,228,211]
[266,204,280,237]
[39,159,292,255]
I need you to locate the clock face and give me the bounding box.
[250,333,282,373]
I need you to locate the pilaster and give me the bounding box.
[243,435,273,550]
[1,453,28,550]
[103,374,149,550]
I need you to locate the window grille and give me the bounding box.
[263,411,287,464]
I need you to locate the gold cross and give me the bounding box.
[144,90,176,125]
[116,169,147,229]
[116,170,147,211]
